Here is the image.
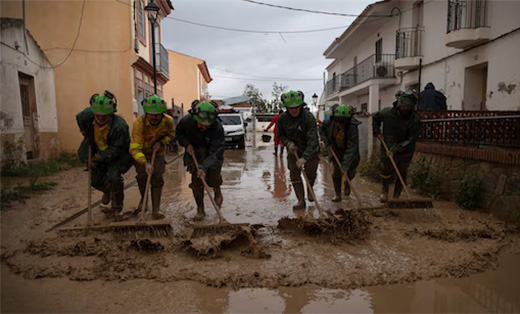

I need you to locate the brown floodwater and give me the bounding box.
[2,254,519,313]
[1,132,519,313]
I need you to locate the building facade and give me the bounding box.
[0,0,173,154]
[0,18,59,165]
[321,0,520,115]
[162,50,212,114]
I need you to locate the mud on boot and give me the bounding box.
[193,207,206,221]
[101,191,111,205]
[292,182,306,210]
[332,177,342,202]
[343,180,351,196]
[213,186,223,206]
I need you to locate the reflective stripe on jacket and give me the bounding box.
[130,114,175,164]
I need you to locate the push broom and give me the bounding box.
[379,137,434,209]
[330,148,384,210]
[189,150,249,238]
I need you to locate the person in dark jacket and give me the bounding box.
[373,90,422,202]
[319,105,361,202]
[76,91,133,217]
[418,82,447,110]
[278,90,320,210]
[176,100,225,221]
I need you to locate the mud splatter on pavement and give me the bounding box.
[277,208,371,244]
[2,147,520,305]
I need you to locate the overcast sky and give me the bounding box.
[161,0,375,103]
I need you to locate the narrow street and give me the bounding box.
[1,132,519,313]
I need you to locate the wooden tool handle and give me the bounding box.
[330,147,363,207]
[140,148,157,221]
[189,150,228,224]
[87,145,93,226]
[292,151,325,216]
[378,137,412,198]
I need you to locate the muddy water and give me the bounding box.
[2,254,519,313]
[1,132,519,312]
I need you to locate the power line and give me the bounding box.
[166,16,350,34]
[242,0,390,17]
[52,0,86,68]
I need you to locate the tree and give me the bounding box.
[270,82,288,113]
[243,84,270,113]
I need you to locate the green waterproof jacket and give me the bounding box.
[76,108,133,173]
[278,108,320,160]
[176,114,225,172]
[372,107,422,156]
[319,117,361,172]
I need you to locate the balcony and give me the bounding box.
[156,43,169,79]
[326,54,395,97]
[395,27,423,70]
[446,0,491,49]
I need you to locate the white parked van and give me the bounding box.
[218,106,246,149]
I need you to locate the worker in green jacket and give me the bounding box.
[278,90,320,210]
[176,100,225,221]
[373,90,422,202]
[319,105,360,202]
[76,91,133,217]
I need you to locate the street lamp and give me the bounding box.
[144,0,160,94]
[312,93,318,107]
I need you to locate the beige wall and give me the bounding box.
[1,0,138,153]
[163,50,209,113]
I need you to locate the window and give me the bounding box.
[375,39,382,63]
[137,0,146,44]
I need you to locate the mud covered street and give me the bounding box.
[1,133,520,312]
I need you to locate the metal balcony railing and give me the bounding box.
[447,0,489,33]
[156,43,169,78]
[325,54,395,97]
[419,111,520,148]
[396,27,424,59]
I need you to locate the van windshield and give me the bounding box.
[220,115,242,125]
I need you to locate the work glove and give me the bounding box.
[287,142,298,154]
[186,144,195,156]
[145,163,154,175]
[296,157,307,169]
[197,168,206,179]
[88,153,103,169]
[390,145,401,153]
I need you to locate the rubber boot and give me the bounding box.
[307,183,315,202]
[151,187,165,219]
[137,179,148,212]
[393,181,403,200]
[343,180,351,196]
[193,191,205,221]
[110,187,124,217]
[280,146,284,156]
[273,145,278,156]
[101,190,111,205]
[380,178,390,203]
[332,177,342,202]
[214,186,223,206]
[292,182,306,210]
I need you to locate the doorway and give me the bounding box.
[18,73,40,160]
[463,62,488,110]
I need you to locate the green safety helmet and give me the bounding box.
[333,104,352,118]
[90,90,117,115]
[142,94,167,114]
[281,90,304,108]
[192,101,218,125]
[396,90,418,107]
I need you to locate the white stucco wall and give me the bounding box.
[0,20,58,162]
[324,0,520,111]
